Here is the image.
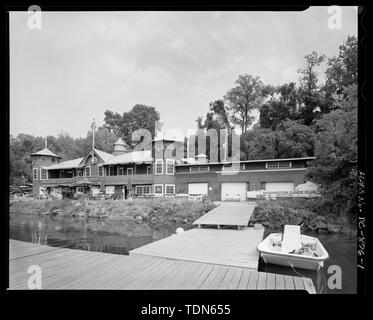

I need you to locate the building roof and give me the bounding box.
[41,157,84,170]
[114,137,128,146]
[92,148,114,162]
[30,148,62,158]
[105,150,153,165]
[177,156,316,166]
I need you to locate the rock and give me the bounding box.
[328,223,342,233]
[135,215,143,223]
[176,227,184,234]
[51,209,60,215]
[315,221,328,230]
[254,223,264,230]
[182,218,188,223]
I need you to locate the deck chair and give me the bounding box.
[281,225,302,253]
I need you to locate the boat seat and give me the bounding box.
[281,225,302,253]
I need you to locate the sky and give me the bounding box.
[10,7,358,140]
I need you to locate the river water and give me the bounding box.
[9,212,356,294]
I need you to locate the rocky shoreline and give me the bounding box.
[249,199,356,236]
[9,198,217,229]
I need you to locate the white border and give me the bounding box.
[153,184,163,194]
[165,184,175,194]
[155,159,163,175]
[166,159,175,175]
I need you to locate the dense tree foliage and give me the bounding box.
[103,104,160,147]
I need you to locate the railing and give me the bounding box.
[41,174,154,185]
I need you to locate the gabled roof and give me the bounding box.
[105,150,153,165]
[41,157,84,170]
[78,148,113,166]
[92,148,113,162]
[30,148,62,158]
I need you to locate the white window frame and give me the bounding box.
[154,184,163,194]
[135,185,151,196]
[33,168,38,180]
[165,184,175,194]
[266,161,292,169]
[155,159,163,175]
[98,165,104,177]
[166,159,175,175]
[85,166,91,177]
[119,167,124,176]
[40,168,48,180]
[127,167,134,175]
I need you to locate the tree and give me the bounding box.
[297,51,326,125]
[307,85,357,220]
[325,36,358,95]
[224,74,268,134]
[103,104,160,147]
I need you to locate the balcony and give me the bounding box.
[41,174,154,186]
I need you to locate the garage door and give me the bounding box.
[265,182,294,192]
[221,183,247,201]
[188,183,208,195]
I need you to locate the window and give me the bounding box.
[40,169,48,180]
[165,184,175,194]
[51,158,55,163]
[136,185,151,196]
[166,159,175,175]
[33,168,38,180]
[85,166,91,177]
[119,167,124,175]
[127,168,133,175]
[77,169,83,177]
[266,161,292,169]
[109,166,115,176]
[98,166,104,177]
[155,160,163,175]
[147,166,152,174]
[154,184,163,194]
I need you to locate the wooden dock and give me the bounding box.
[130,227,264,269]
[193,202,257,229]
[8,240,315,292]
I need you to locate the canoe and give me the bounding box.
[257,233,329,271]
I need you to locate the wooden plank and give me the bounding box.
[293,276,305,290]
[266,272,276,290]
[256,272,267,289]
[284,275,295,290]
[237,269,251,290]
[275,273,285,290]
[302,277,316,294]
[130,228,263,269]
[247,270,259,289]
[8,240,315,292]
[193,202,256,227]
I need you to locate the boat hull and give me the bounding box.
[258,233,329,271]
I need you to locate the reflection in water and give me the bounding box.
[10,212,182,256]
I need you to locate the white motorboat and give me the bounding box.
[257,231,329,271]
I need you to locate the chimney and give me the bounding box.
[113,138,130,156]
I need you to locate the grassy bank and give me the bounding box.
[9,198,217,228]
[249,198,356,236]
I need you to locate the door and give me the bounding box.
[265,182,294,192]
[221,183,247,201]
[188,183,208,195]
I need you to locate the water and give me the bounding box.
[10,212,182,255]
[258,231,357,294]
[10,213,356,293]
